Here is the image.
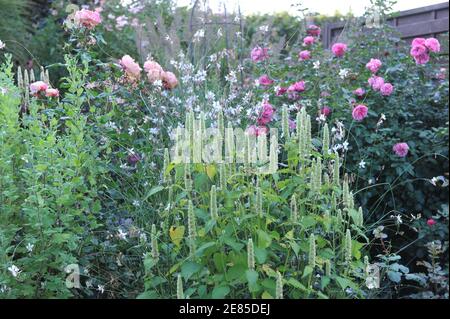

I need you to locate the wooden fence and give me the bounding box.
[322,2,449,49]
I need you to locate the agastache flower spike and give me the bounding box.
[17,66,23,90]
[210,185,218,220]
[219,163,227,190]
[290,194,298,222]
[255,187,263,218]
[257,133,268,164]
[269,134,278,173]
[333,155,340,186]
[184,164,192,192]
[281,105,289,139]
[308,233,316,268]
[151,224,159,261]
[247,238,255,270]
[163,148,170,183]
[177,274,184,299]
[322,123,330,156]
[276,271,283,299]
[325,259,332,277]
[187,200,197,256]
[345,229,352,264]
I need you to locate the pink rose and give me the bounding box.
[331,42,347,57]
[287,81,306,93]
[120,55,142,79]
[307,24,321,37]
[251,47,269,62]
[257,102,275,125]
[45,88,59,97]
[303,36,315,46]
[410,44,427,58]
[298,50,311,61]
[258,75,274,87]
[366,58,382,73]
[368,75,385,91]
[425,38,440,53]
[352,104,368,121]
[29,81,49,95]
[427,218,437,226]
[353,88,366,97]
[162,71,178,90]
[74,9,102,29]
[320,106,332,117]
[380,82,394,96]
[247,125,269,137]
[276,87,287,96]
[393,142,409,157]
[143,60,163,73]
[413,53,430,65]
[412,38,426,47]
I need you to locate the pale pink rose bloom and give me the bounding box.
[143,61,163,73]
[120,55,142,79]
[307,24,321,36]
[258,75,274,87]
[353,88,366,97]
[366,58,382,73]
[368,75,385,91]
[74,9,102,29]
[247,125,268,137]
[380,83,394,96]
[352,104,368,121]
[30,81,49,95]
[251,47,269,62]
[412,38,426,47]
[287,81,306,93]
[410,44,427,57]
[425,38,440,53]
[298,50,311,60]
[45,88,59,97]
[331,43,347,57]
[393,142,409,157]
[162,71,178,90]
[257,102,275,125]
[320,106,332,117]
[303,36,315,46]
[413,53,430,65]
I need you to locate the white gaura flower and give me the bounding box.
[97,284,105,294]
[26,243,34,253]
[342,140,349,151]
[8,265,21,277]
[373,226,388,239]
[358,160,366,169]
[0,40,5,50]
[339,68,350,79]
[391,214,403,225]
[117,228,128,240]
[0,87,7,96]
[430,176,449,187]
[313,61,320,69]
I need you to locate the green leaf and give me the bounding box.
[246,269,259,292]
[302,265,313,279]
[212,286,230,299]
[181,262,202,280]
[257,230,272,248]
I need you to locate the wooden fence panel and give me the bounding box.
[322,2,449,49]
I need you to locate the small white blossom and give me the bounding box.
[358,160,366,169]
[0,40,5,50]
[339,68,350,79]
[117,228,128,240]
[313,61,320,69]
[97,284,105,294]
[8,265,21,277]
[26,243,34,253]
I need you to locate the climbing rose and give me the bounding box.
[320,106,332,117]
[331,43,347,57]
[162,71,178,90]
[276,87,287,96]
[303,36,315,46]
[287,81,306,93]
[427,218,437,226]
[74,9,102,29]
[352,104,368,121]
[306,24,321,36]
[366,58,382,73]
[353,88,365,97]
[251,47,269,62]
[393,142,409,157]
[45,88,59,97]
[299,50,311,60]
[380,83,394,96]
[257,102,275,125]
[258,75,274,87]
[247,125,268,137]
[29,81,48,95]
[368,75,385,91]
[120,55,142,79]
[144,60,163,74]
[425,38,441,53]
